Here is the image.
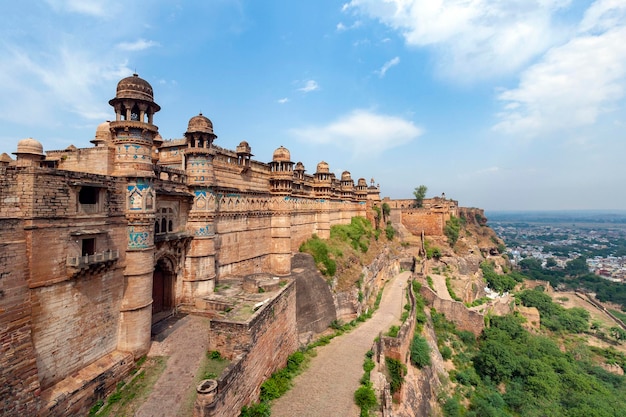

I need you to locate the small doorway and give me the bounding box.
[152,258,175,324]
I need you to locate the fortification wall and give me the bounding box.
[401,209,445,236]
[419,286,484,336]
[52,146,114,176]
[0,219,42,416]
[197,281,298,416]
[31,268,125,389]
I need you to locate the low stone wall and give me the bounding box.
[378,278,416,404]
[40,350,134,417]
[195,281,298,417]
[420,286,485,336]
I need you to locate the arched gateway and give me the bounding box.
[152,257,176,323]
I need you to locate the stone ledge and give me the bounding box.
[40,350,134,417]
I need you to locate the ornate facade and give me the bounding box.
[0,74,380,415]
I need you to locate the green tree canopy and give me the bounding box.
[413,185,427,208]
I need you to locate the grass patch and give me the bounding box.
[445,277,462,302]
[355,352,378,417]
[90,356,167,417]
[180,349,231,417]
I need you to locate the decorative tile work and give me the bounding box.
[128,226,150,249]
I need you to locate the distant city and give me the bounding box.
[488,211,626,283]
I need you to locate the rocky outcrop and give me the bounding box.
[291,253,337,334]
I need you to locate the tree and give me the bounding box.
[545,257,557,268]
[413,185,427,208]
[382,202,391,223]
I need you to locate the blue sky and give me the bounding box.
[1,0,625,211]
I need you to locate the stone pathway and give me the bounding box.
[430,274,452,301]
[271,271,412,417]
[135,314,210,417]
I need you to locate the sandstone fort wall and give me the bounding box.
[0,218,41,416]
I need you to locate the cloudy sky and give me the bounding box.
[1,0,625,211]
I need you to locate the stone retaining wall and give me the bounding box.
[195,281,298,417]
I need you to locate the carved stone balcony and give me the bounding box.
[67,250,120,275]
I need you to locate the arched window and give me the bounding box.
[155,221,160,234]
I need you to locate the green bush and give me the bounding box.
[354,385,377,412]
[240,402,271,417]
[440,345,453,360]
[444,216,462,246]
[410,334,431,368]
[386,325,400,338]
[480,261,518,293]
[385,357,406,394]
[517,288,590,333]
[385,221,395,240]
[299,235,337,276]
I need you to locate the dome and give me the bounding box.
[115,73,155,102]
[94,121,112,142]
[357,178,367,186]
[294,161,305,171]
[316,161,329,173]
[0,153,13,164]
[15,138,44,156]
[236,140,251,154]
[187,113,215,135]
[272,146,291,162]
[341,171,352,181]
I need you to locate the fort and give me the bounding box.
[0,74,468,416]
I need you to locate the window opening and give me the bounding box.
[79,187,98,204]
[82,238,96,256]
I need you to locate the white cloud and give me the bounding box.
[44,0,115,17]
[579,0,626,33]
[290,109,423,156]
[494,1,626,137]
[117,39,160,51]
[344,0,571,80]
[0,43,132,126]
[376,56,400,78]
[298,80,319,93]
[278,98,289,104]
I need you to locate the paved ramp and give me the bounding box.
[271,271,412,417]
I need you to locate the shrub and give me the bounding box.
[299,235,337,276]
[386,325,400,338]
[240,402,271,417]
[444,216,462,246]
[385,357,407,394]
[385,221,395,240]
[410,334,431,368]
[440,345,453,360]
[354,385,377,412]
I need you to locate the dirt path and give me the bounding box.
[430,274,452,301]
[271,271,412,417]
[135,314,210,417]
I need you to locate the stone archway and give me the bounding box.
[152,257,175,324]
